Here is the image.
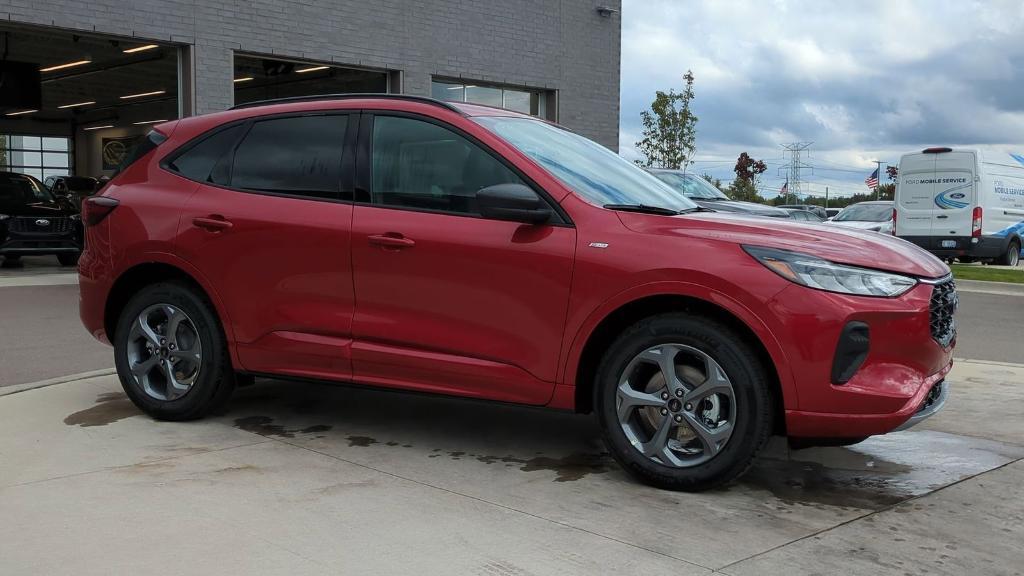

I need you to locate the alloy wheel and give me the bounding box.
[125,304,203,401]
[616,343,736,467]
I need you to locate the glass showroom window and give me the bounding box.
[0,135,72,181]
[431,80,551,119]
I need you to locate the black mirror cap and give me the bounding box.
[477,183,552,225]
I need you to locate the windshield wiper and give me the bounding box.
[677,206,716,214]
[603,204,680,216]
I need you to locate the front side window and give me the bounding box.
[475,116,698,213]
[371,115,525,216]
[230,115,347,199]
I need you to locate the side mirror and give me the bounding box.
[477,183,551,225]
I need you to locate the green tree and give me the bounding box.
[634,71,698,169]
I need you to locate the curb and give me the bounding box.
[0,368,116,397]
[953,358,1024,369]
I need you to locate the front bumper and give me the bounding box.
[769,280,955,439]
[894,378,949,432]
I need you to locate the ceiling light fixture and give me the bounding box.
[123,44,159,53]
[40,59,92,72]
[132,119,168,125]
[5,109,38,116]
[119,90,166,99]
[295,65,329,73]
[233,76,254,83]
[57,101,96,109]
[83,125,114,131]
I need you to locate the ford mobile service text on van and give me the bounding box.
[895,147,1024,266]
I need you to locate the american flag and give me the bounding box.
[780,180,789,195]
[865,168,879,188]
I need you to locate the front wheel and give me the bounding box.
[596,313,774,491]
[998,240,1021,267]
[113,282,235,421]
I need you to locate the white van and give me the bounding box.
[895,147,1024,265]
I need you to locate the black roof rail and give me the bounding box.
[229,93,464,113]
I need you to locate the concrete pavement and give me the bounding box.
[2,360,1022,575]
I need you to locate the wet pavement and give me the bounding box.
[3,359,1023,574]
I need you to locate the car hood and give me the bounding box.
[828,220,888,230]
[618,211,949,278]
[695,199,789,217]
[0,200,77,217]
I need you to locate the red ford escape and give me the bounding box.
[78,95,955,490]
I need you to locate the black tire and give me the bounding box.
[596,313,774,491]
[113,281,235,421]
[57,252,80,266]
[3,255,21,262]
[997,239,1021,267]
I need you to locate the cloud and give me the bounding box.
[620,0,1024,198]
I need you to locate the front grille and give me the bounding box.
[929,278,957,348]
[8,216,73,234]
[916,381,944,414]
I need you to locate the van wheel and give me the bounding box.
[57,252,80,266]
[595,313,773,491]
[113,282,234,421]
[998,240,1021,267]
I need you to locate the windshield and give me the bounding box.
[474,117,698,212]
[0,173,53,205]
[834,203,892,222]
[650,171,729,200]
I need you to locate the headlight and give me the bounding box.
[744,245,917,297]
[70,214,82,221]
[0,214,9,221]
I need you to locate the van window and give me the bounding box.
[230,115,347,200]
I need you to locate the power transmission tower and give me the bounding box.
[778,142,814,204]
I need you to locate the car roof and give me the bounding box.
[845,200,893,206]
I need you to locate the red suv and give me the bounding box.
[79,95,955,490]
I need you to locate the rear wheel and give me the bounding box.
[596,313,774,491]
[998,239,1021,267]
[113,282,234,420]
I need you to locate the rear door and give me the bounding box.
[895,153,936,238]
[931,151,976,244]
[172,112,357,381]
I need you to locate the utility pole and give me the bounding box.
[874,160,885,200]
[779,142,813,205]
[825,186,829,210]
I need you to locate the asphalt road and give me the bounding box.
[1,257,1021,387]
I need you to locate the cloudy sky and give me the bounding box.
[619,0,1024,200]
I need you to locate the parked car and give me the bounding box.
[828,201,895,234]
[79,95,956,491]
[896,147,1024,266]
[782,208,825,222]
[44,175,99,210]
[0,171,83,266]
[825,208,841,219]
[778,204,828,219]
[647,169,790,218]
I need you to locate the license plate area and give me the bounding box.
[940,240,957,248]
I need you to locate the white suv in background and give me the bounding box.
[827,201,895,234]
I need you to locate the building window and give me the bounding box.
[431,80,553,120]
[0,135,72,181]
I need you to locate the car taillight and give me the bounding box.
[82,196,119,226]
[891,208,897,235]
[972,206,982,238]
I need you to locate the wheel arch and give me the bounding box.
[104,257,237,365]
[567,290,792,435]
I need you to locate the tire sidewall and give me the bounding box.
[596,314,772,490]
[113,282,228,419]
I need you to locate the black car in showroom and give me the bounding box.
[43,175,99,210]
[647,169,790,217]
[0,171,83,266]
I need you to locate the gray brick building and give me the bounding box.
[0,0,620,180]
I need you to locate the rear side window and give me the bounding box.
[167,125,245,185]
[230,115,347,200]
[115,130,167,176]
